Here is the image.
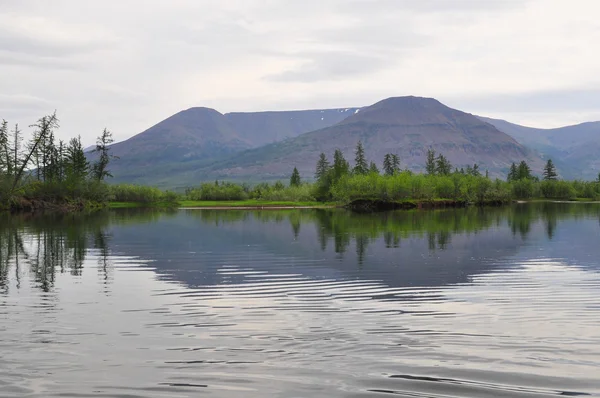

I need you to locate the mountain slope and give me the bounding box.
[225,108,361,147]
[479,116,600,179]
[102,106,361,185]
[102,107,252,183]
[198,96,544,182]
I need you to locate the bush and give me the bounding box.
[186,182,248,201]
[109,184,164,203]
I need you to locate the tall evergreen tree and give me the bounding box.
[66,136,89,182]
[435,154,452,176]
[353,141,368,175]
[289,167,301,187]
[92,128,116,181]
[315,152,330,181]
[425,149,436,175]
[11,124,21,178]
[369,161,379,174]
[332,149,349,181]
[0,120,9,175]
[12,113,59,192]
[517,160,532,180]
[391,154,400,174]
[507,162,518,182]
[543,159,558,181]
[383,154,393,176]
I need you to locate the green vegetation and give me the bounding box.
[178,144,600,209]
[0,113,115,211]
[307,143,600,205]
[0,113,179,211]
[3,115,599,213]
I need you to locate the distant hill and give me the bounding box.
[195,96,545,183]
[479,116,600,179]
[102,106,360,185]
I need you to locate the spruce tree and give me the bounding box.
[92,128,116,181]
[383,154,393,176]
[11,124,21,178]
[66,136,89,182]
[0,120,9,175]
[332,149,349,181]
[391,154,400,174]
[543,159,558,181]
[425,149,436,175]
[517,160,532,180]
[12,113,59,192]
[435,154,452,176]
[353,141,368,175]
[507,163,518,182]
[369,161,379,174]
[315,153,330,181]
[290,167,301,187]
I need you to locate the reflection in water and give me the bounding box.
[1,204,600,397]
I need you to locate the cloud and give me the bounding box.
[0,0,599,146]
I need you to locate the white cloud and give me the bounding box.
[0,0,599,144]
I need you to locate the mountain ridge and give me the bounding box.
[189,96,545,184]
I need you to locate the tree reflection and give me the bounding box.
[0,209,173,292]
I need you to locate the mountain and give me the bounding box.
[102,106,360,185]
[225,108,361,147]
[479,116,600,179]
[99,107,251,183]
[196,96,545,182]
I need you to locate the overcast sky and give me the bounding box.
[1,0,599,145]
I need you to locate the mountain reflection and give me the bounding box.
[1,203,599,293]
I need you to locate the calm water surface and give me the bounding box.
[1,204,600,397]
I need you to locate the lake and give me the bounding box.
[1,203,599,397]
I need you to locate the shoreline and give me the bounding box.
[4,198,600,214]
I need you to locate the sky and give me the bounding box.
[1,0,599,146]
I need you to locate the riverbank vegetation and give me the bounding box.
[178,143,600,209]
[0,113,178,211]
[3,115,599,213]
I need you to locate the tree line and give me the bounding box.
[302,142,600,203]
[0,112,116,210]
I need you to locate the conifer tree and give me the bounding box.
[12,112,59,192]
[507,162,518,182]
[332,149,349,181]
[0,120,9,175]
[391,154,400,174]
[11,124,21,177]
[425,149,436,175]
[369,161,379,174]
[435,154,452,176]
[66,135,88,182]
[517,160,532,180]
[315,152,330,181]
[543,159,558,181]
[290,167,301,187]
[353,141,368,175]
[383,154,393,176]
[92,128,116,181]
